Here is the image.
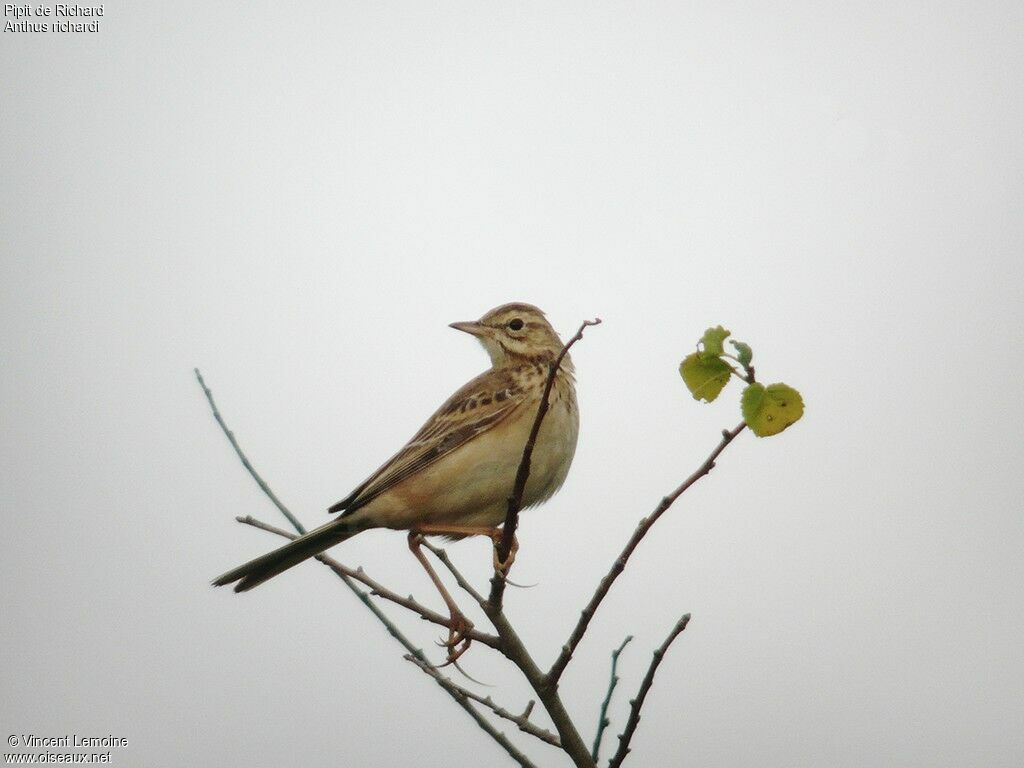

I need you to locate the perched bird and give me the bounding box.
[213,303,579,597]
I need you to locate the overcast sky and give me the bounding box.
[2,3,1022,767]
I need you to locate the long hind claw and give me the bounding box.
[435,611,474,666]
[437,636,472,667]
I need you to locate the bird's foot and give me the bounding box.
[436,610,474,666]
[490,533,519,575]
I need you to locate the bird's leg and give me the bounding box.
[409,523,518,575]
[407,532,474,664]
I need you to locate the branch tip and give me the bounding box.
[607,614,691,768]
[591,633,635,762]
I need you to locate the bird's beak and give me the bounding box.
[449,320,487,337]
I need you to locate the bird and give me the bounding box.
[212,302,579,606]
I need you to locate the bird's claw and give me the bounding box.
[436,611,474,666]
[491,534,519,575]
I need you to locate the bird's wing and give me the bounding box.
[329,369,530,514]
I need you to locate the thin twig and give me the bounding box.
[488,318,601,610]
[591,635,633,762]
[236,516,501,651]
[197,369,529,767]
[608,615,691,768]
[405,655,562,748]
[548,421,747,684]
[195,368,306,535]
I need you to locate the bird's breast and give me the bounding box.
[361,378,579,530]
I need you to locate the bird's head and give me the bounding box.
[450,302,568,368]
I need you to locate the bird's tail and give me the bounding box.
[213,518,362,593]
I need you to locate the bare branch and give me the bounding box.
[548,421,746,684]
[195,368,306,535]
[591,635,633,762]
[483,607,597,768]
[235,515,501,651]
[488,317,602,610]
[608,614,691,768]
[405,655,561,748]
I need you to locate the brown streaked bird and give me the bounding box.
[213,303,579,616]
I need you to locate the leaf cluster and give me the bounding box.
[679,326,804,437]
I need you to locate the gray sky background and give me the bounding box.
[2,3,1022,767]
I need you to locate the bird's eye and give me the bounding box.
[508,318,524,331]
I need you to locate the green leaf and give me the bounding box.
[729,340,753,368]
[680,352,733,402]
[741,383,805,437]
[700,326,731,356]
